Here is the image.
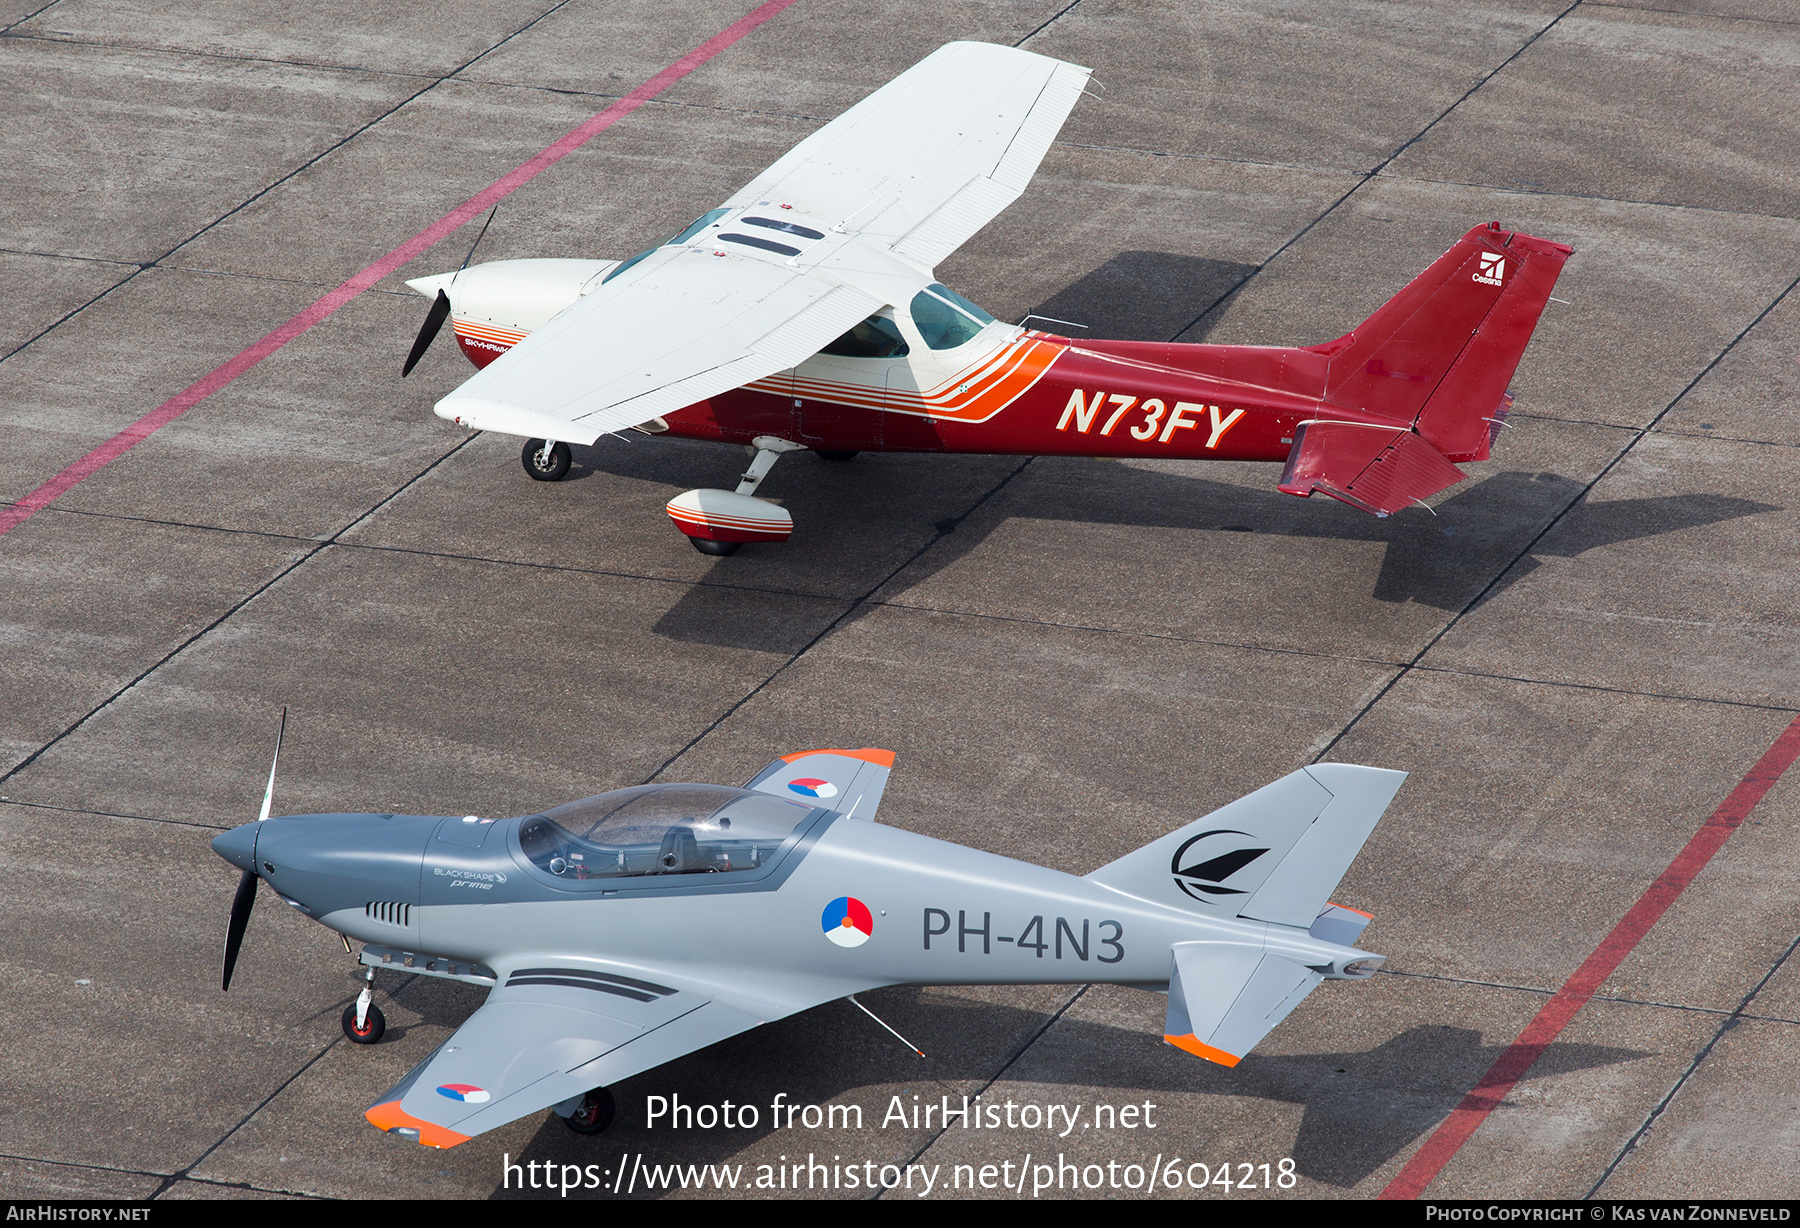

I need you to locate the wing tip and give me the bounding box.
[365,1099,472,1149]
[781,747,896,767]
[1163,1034,1242,1067]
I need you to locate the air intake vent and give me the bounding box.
[365,901,412,928]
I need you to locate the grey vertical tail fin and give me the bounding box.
[1084,764,1405,927]
[1085,763,1404,1068]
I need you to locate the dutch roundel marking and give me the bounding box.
[788,777,839,800]
[822,896,874,947]
[436,1084,491,1104]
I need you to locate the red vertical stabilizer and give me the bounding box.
[1314,222,1571,460]
[1278,223,1571,514]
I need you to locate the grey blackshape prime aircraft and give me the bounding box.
[214,733,1404,1148]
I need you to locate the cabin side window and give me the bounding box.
[908,283,995,350]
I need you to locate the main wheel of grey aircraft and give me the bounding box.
[521,438,572,482]
[689,538,741,556]
[564,1088,616,1135]
[341,1003,386,1044]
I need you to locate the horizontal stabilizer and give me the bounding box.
[746,748,894,820]
[1309,902,1374,947]
[1277,421,1466,517]
[1163,941,1321,1067]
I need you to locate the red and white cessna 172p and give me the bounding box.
[403,42,1572,555]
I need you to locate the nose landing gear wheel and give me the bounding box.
[522,439,572,482]
[689,538,741,556]
[565,1087,616,1135]
[342,1003,387,1044]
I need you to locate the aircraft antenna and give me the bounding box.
[846,994,925,1058]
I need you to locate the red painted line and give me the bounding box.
[1381,710,1800,1199]
[0,0,799,540]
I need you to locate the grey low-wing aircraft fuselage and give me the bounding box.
[212,748,1402,1148]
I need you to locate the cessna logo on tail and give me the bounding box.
[1473,252,1506,287]
[1169,829,1270,904]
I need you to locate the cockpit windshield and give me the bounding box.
[601,209,731,285]
[517,784,818,882]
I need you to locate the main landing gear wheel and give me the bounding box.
[565,1087,616,1135]
[522,438,571,482]
[815,450,859,462]
[342,1002,386,1044]
[689,538,741,556]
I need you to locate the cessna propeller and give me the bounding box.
[401,205,498,378]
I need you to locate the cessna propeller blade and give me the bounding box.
[221,709,286,991]
[221,869,258,991]
[401,290,451,377]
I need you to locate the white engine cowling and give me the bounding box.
[407,258,620,366]
[666,490,793,544]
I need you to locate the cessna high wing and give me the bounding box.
[401,41,1572,554]
[214,727,1405,1148]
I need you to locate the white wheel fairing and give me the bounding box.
[666,489,793,542]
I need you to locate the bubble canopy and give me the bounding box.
[516,784,822,885]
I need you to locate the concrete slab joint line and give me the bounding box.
[1381,712,1800,1199]
[0,0,800,541]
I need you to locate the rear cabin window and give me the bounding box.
[718,232,801,257]
[742,216,825,240]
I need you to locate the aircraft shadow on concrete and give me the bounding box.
[477,984,1645,1197]
[634,459,1775,652]
[545,247,1773,652]
[1015,251,1258,343]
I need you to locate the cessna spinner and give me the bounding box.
[403,42,1572,555]
[215,733,1405,1148]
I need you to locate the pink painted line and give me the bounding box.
[0,0,799,539]
[1381,710,1800,1199]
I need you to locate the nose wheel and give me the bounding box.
[342,966,386,1043]
[564,1087,616,1135]
[522,438,571,482]
[342,1002,386,1044]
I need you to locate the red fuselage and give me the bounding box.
[457,331,1354,465]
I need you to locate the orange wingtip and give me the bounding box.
[1164,1034,1242,1067]
[365,1100,471,1149]
[1325,901,1375,919]
[781,748,895,767]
